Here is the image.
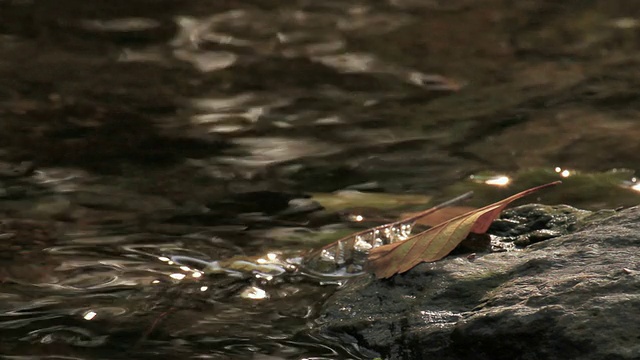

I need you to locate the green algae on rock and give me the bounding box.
[437,168,640,211]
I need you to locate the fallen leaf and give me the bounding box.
[303,192,473,273]
[367,181,561,279]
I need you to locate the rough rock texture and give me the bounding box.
[318,205,640,360]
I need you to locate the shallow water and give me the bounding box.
[1,0,640,359]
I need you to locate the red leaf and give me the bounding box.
[367,181,561,279]
[303,192,474,271]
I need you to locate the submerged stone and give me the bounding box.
[317,205,640,360]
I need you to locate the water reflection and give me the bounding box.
[240,286,268,300]
[1,0,640,358]
[477,175,511,187]
[78,18,161,32]
[82,311,97,321]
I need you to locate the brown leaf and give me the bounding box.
[303,192,474,272]
[367,181,561,279]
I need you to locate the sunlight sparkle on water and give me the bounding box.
[555,167,571,178]
[256,274,273,281]
[632,183,640,192]
[200,286,208,292]
[354,235,373,251]
[83,311,97,320]
[320,249,335,261]
[257,252,279,264]
[241,286,268,300]
[485,176,510,186]
[170,273,186,280]
[192,271,203,278]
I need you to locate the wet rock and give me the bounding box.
[318,205,640,360]
[490,204,593,246]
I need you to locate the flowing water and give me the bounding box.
[1,0,640,359]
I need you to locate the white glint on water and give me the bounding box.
[241,286,268,300]
[170,273,186,280]
[83,311,97,320]
[485,176,510,186]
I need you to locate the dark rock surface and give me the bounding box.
[318,205,640,360]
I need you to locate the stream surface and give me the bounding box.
[1,1,640,359]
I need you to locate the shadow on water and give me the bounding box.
[1,0,640,358]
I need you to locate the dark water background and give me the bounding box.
[1,0,640,359]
